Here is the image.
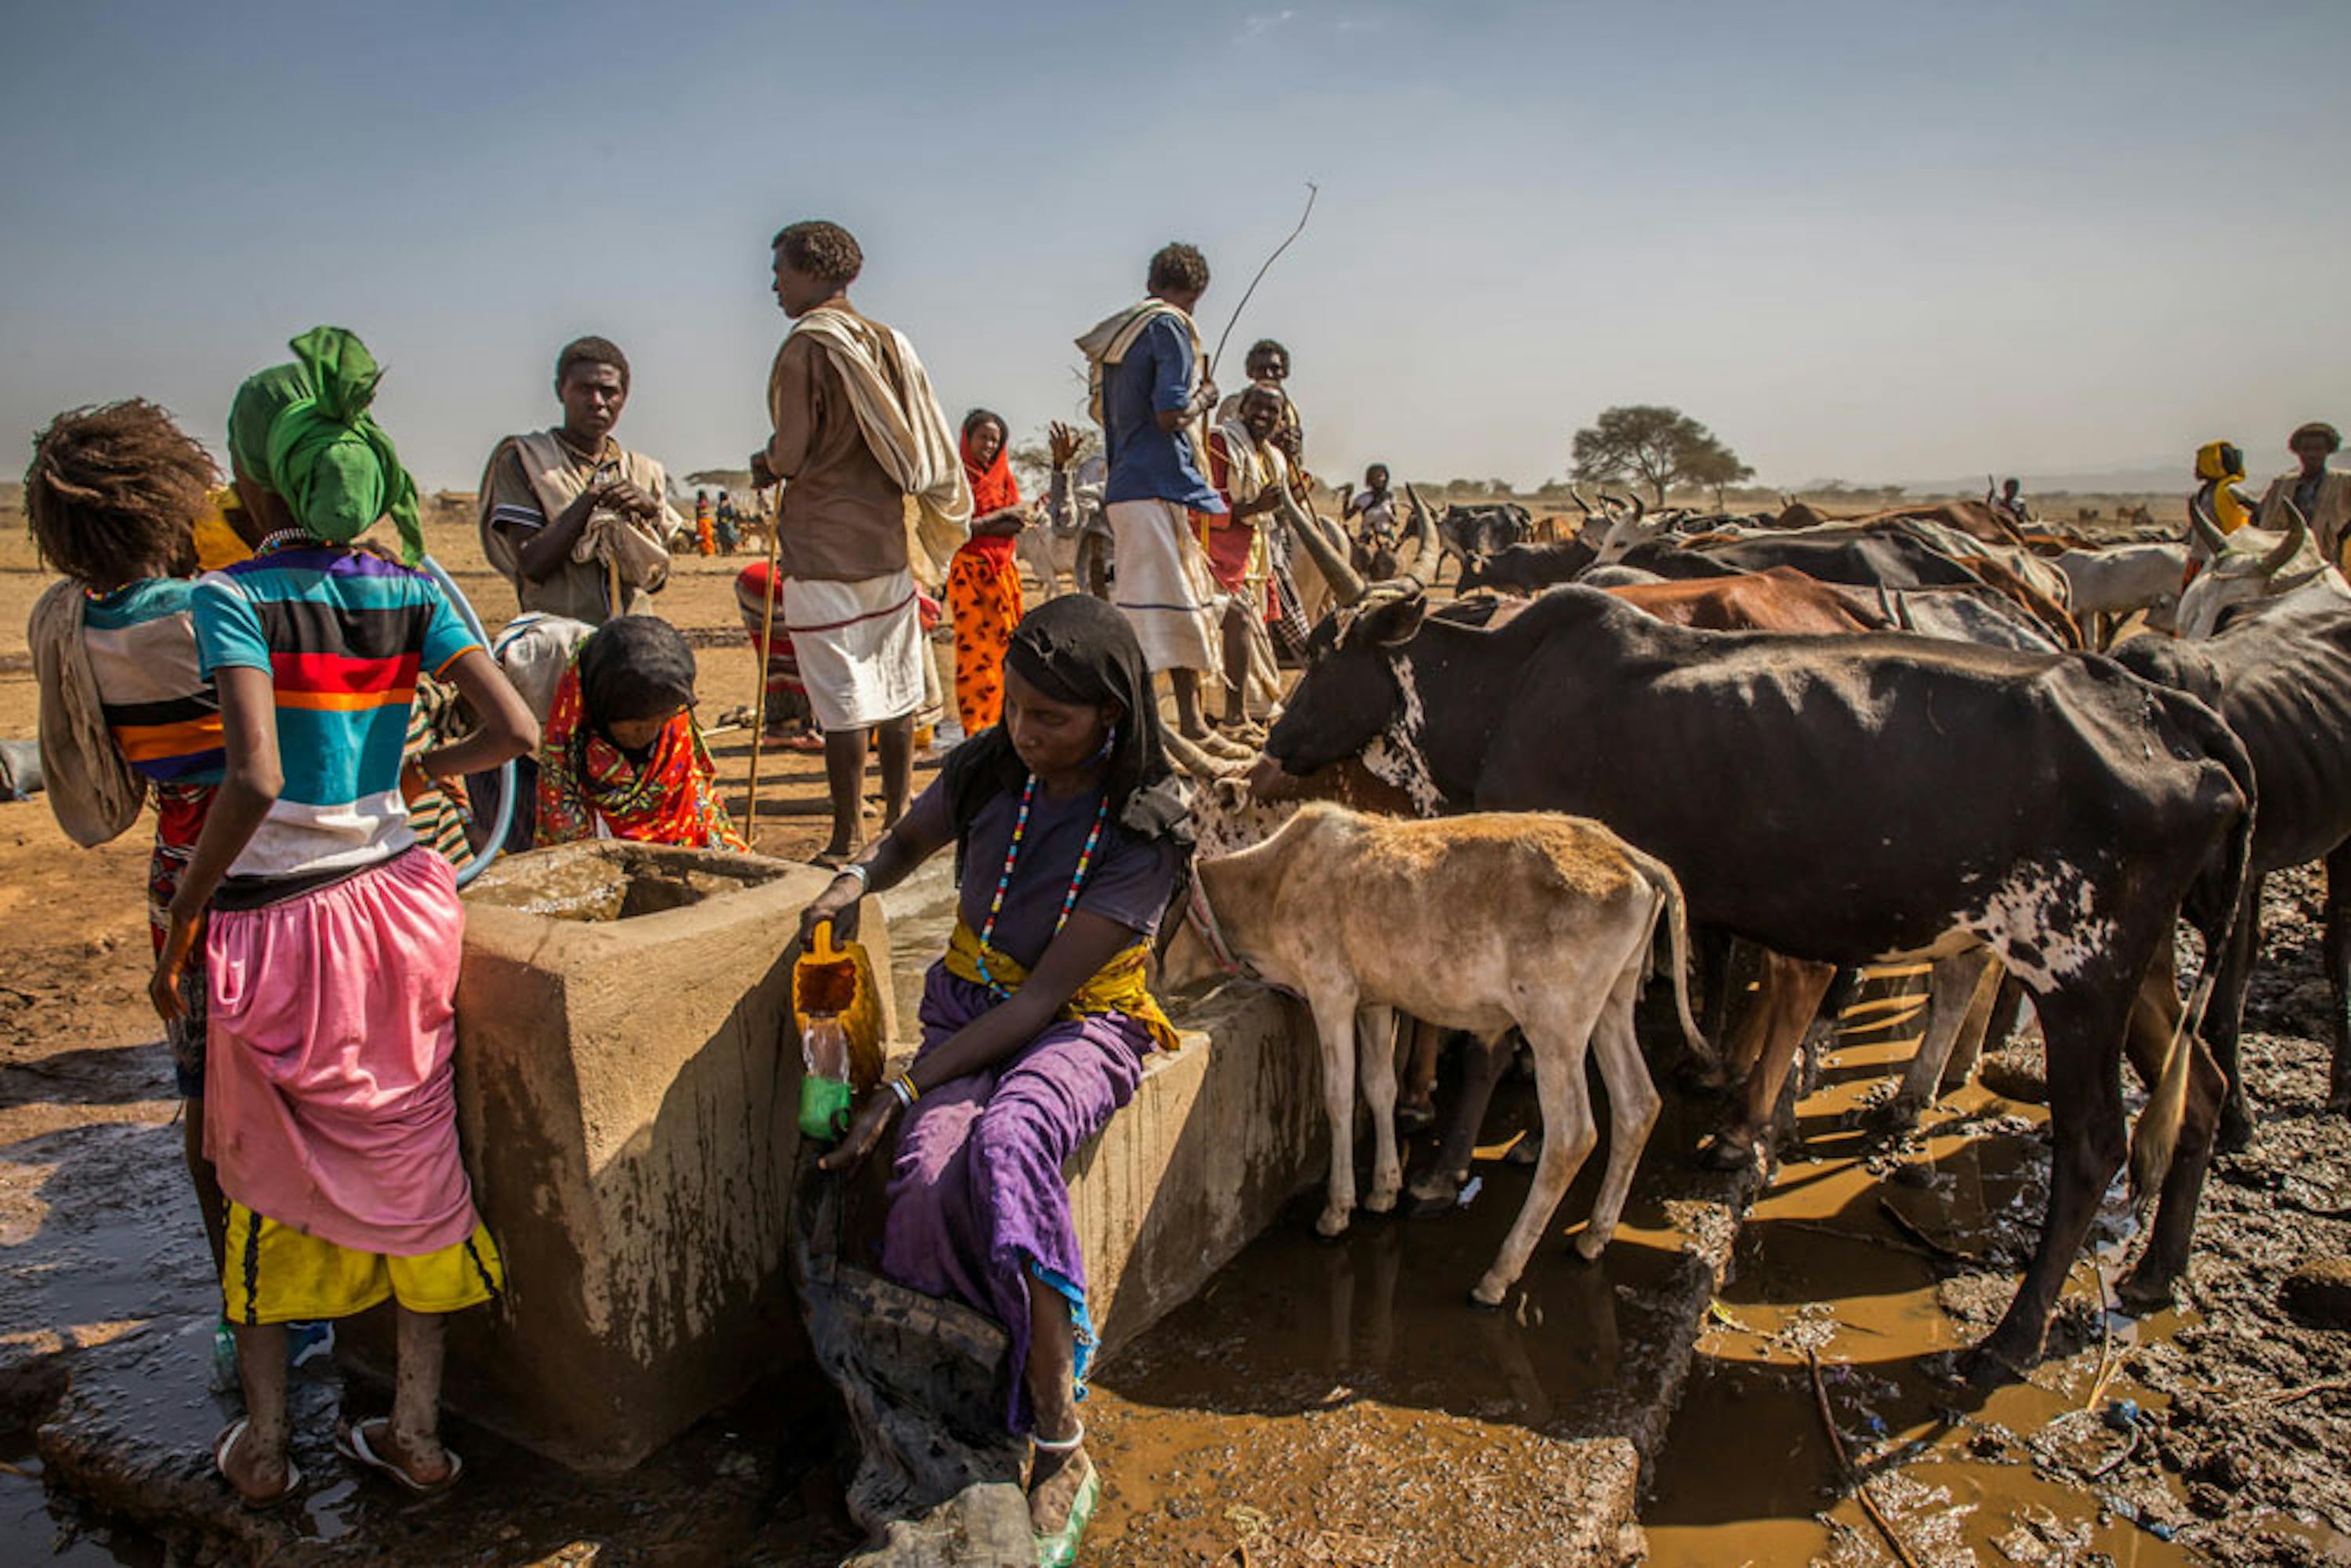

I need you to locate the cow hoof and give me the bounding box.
[1314,1206,1353,1240]
[1571,1227,1610,1262]
[2217,1107,2256,1154]
[1364,1185,1400,1216]
[1468,1280,1509,1311]
[1697,1134,1760,1174]
[1859,1098,1922,1144]
[1504,1135,1541,1168]
[2116,1262,2175,1313]
[1958,1339,2033,1390]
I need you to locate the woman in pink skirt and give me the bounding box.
[150,327,537,1506]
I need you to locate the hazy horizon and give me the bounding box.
[4,1,2344,495]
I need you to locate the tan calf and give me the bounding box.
[1164,804,1704,1306]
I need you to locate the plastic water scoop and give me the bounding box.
[792,918,883,1141]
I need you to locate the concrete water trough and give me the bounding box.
[404,839,897,1474]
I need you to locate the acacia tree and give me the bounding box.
[1570,405,1750,506]
[1680,444,1755,509]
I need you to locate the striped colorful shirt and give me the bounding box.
[82,578,226,786]
[192,545,480,896]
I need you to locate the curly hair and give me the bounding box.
[556,335,630,393]
[24,400,214,588]
[1147,242,1211,296]
[772,220,864,288]
[1247,339,1288,364]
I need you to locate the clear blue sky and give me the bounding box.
[3,0,2344,493]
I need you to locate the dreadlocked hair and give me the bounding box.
[24,400,215,588]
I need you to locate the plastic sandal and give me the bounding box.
[335,1419,463,1497]
[212,1417,302,1509]
[1033,1454,1099,1568]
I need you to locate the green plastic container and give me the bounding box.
[799,1074,853,1142]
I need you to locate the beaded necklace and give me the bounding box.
[254,527,316,557]
[973,773,1110,999]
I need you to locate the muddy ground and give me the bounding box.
[3,512,2349,1564]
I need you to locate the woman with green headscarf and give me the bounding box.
[154,327,539,1505]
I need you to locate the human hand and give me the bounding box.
[750,451,778,489]
[1048,422,1083,468]
[798,876,864,951]
[817,1091,898,1171]
[150,905,204,1024]
[597,480,661,519]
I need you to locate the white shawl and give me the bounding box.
[789,307,973,588]
[28,581,146,847]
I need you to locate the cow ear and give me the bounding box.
[1359,594,1426,648]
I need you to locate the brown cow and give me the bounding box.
[1608,566,1889,636]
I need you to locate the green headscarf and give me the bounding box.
[226,326,422,564]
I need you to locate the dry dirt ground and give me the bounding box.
[5,499,2349,1566]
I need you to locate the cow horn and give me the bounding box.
[1161,725,1246,780]
[1568,487,1594,516]
[1603,491,1636,516]
[2263,499,2309,577]
[1622,491,1647,527]
[1402,485,1444,584]
[1276,486,1367,607]
[2186,491,2227,558]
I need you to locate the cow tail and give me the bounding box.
[1632,846,1715,1067]
[2128,704,2255,1204]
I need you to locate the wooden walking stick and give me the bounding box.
[741,483,787,844]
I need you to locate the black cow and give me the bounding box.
[2116,599,2351,1138]
[1435,503,1532,581]
[1259,585,2252,1379]
[1619,527,1985,588]
[1457,538,1596,596]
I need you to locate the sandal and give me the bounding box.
[1031,1450,1099,1568]
[335,1418,462,1497]
[212,1417,302,1509]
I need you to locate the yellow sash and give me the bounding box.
[944,919,1181,1056]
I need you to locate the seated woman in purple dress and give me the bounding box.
[796,593,1190,1559]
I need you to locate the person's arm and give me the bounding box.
[149,664,278,1021]
[498,442,608,582]
[417,648,538,781]
[973,508,1027,538]
[817,910,1140,1170]
[758,339,816,487]
[1148,320,1215,435]
[794,784,955,947]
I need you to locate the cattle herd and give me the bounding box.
[1145,483,2351,1387]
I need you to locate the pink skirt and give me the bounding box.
[203,846,480,1257]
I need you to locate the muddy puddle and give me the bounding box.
[10,887,2351,1563]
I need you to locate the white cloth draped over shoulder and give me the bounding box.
[788,307,973,589]
[27,581,145,847]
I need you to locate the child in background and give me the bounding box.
[535,615,746,849]
[26,399,237,1293]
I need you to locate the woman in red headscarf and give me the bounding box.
[947,409,1028,735]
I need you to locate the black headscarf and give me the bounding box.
[574,615,697,757]
[940,595,1192,854]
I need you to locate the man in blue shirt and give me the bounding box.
[1076,244,1225,739]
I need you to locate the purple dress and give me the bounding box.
[878,780,1180,1432]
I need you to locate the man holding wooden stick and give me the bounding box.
[751,220,970,865]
